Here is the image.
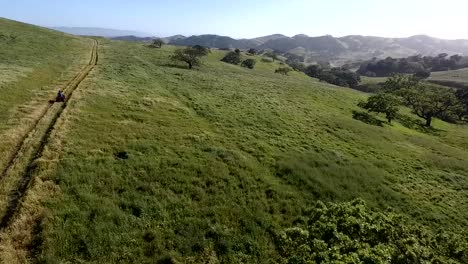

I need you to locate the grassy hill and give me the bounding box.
[38,43,468,262]
[1,19,468,263]
[0,17,92,172]
[429,67,468,89]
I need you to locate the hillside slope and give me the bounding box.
[429,67,468,89]
[1,19,468,263]
[11,41,468,263]
[0,18,92,171]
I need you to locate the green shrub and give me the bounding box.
[276,199,468,263]
[241,59,256,69]
[275,67,292,75]
[221,51,241,65]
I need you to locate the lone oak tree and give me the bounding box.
[171,47,208,69]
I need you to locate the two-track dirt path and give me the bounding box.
[0,39,98,231]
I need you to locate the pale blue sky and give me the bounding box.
[1,0,467,39]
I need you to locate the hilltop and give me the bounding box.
[1,18,468,263]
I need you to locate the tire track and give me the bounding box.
[0,39,98,230]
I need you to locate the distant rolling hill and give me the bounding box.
[52,27,151,38]
[112,35,155,42]
[169,34,468,66]
[53,26,468,66]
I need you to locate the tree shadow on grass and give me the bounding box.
[352,111,384,127]
[395,114,443,135]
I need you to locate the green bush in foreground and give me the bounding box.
[276,199,468,264]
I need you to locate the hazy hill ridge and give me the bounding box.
[104,32,468,65]
[52,27,151,37]
[54,26,468,63]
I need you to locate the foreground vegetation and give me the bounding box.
[1,19,468,263]
[278,199,467,263]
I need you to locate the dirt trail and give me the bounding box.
[0,39,98,230]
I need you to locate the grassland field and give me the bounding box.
[1,18,468,263]
[428,67,468,89]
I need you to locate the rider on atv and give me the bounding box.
[56,90,65,102]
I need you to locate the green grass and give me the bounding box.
[429,67,468,89]
[1,18,468,263]
[0,18,91,169]
[355,76,388,93]
[32,40,468,263]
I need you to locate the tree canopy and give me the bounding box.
[170,47,208,69]
[221,51,241,65]
[303,65,361,88]
[455,89,468,120]
[358,93,400,123]
[149,38,164,48]
[241,58,256,69]
[398,83,461,127]
[380,75,461,127]
[358,54,468,77]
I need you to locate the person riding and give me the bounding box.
[56,90,65,102]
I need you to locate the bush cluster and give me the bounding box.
[276,199,468,263]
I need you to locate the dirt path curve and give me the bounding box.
[0,39,98,230]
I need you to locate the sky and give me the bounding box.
[1,0,468,39]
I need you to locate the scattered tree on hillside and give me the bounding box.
[234,48,241,54]
[149,38,164,48]
[358,54,468,77]
[455,89,468,120]
[304,65,322,78]
[264,52,278,62]
[275,67,292,75]
[221,51,241,65]
[384,75,461,127]
[171,47,208,69]
[358,93,400,123]
[284,54,306,72]
[284,53,304,63]
[382,74,419,93]
[330,68,361,88]
[241,59,256,69]
[303,64,360,88]
[276,199,468,263]
[287,61,305,72]
[192,45,210,56]
[247,48,257,55]
[413,69,431,79]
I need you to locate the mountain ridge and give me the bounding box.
[51,26,468,65]
[168,33,468,65]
